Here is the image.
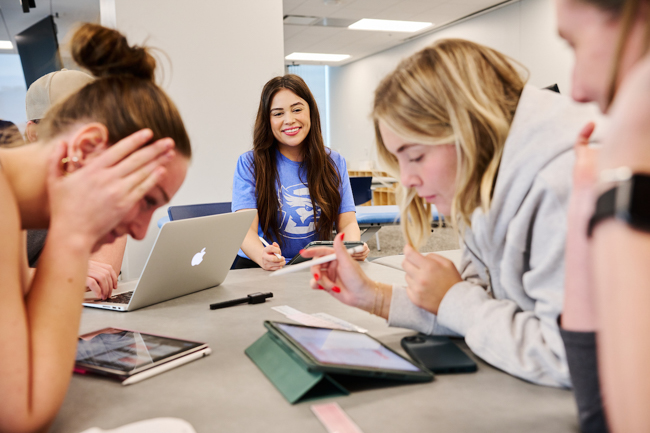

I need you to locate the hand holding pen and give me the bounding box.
[299,233,382,314]
[258,236,285,271]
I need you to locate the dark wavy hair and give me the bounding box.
[252,74,341,246]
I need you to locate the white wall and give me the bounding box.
[328,0,575,168]
[108,0,285,279]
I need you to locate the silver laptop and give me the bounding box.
[83,209,256,312]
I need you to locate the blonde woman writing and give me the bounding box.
[302,39,601,387]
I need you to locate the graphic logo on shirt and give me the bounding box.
[279,184,320,239]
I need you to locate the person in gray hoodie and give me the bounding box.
[302,39,601,388]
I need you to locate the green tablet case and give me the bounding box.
[245,332,349,404]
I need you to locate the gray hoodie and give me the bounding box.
[388,85,603,388]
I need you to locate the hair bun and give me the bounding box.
[71,23,156,81]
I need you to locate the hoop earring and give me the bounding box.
[61,156,80,175]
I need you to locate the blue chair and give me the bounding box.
[349,176,373,206]
[157,202,233,228]
[163,202,239,269]
[349,176,382,249]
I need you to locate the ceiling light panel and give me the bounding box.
[285,52,350,62]
[0,40,14,49]
[348,18,432,33]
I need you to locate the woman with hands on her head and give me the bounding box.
[0,23,191,433]
[232,74,369,271]
[303,39,602,388]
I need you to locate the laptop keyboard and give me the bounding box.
[103,291,134,304]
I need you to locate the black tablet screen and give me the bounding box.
[277,323,420,372]
[75,328,202,374]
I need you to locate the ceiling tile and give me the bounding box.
[284,39,309,54]
[283,0,309,14]
[369,9,427,21]
[283,25,308,39]
[378,0,448,16]
[423,2,488,18]
[282,0,518,65]
[344,0,400,11]
[288,0,353,18]
[291,25,345,40]
[320,29,372,45]
[303,39,353,53]
[454,0,503,5]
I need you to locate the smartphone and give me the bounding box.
[401,334,477,374]
[286,241,365,265]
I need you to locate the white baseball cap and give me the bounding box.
[25,69,94,120]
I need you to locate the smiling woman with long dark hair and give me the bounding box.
[232,74,369,270]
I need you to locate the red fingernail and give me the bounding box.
[318,285,325,290]
[299,249,305,255]
[340,233,345,240]
[332,286,341,293]
[314,274,320,281]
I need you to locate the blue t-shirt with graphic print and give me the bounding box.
[231,148,356,263]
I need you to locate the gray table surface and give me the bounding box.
[51,262,578,433]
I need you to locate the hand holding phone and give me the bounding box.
[287,241,365,266]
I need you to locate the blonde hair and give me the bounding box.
[373,39,526,248]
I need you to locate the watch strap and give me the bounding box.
[587,186,616,237]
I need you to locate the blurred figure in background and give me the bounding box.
[24,68,126,300]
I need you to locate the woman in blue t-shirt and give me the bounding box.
[232,74,369,271]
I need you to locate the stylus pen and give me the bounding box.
[121,348,212,385]
[270,245,365,277]
[259,236,283,260]
[209,292,273,310]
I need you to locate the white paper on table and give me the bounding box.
[272,306,367,333]
[79,418,196,433]
[312,313,368,333]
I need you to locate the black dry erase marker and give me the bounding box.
[209,292,273,310]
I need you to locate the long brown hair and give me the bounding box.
[252,75,341,245]
[579,0,650,106]
[373,39,526,248]
[39,23,191,158]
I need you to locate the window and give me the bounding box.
[0,54,27,130]
[286,64,330,147]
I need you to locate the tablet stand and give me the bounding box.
[245,332,349,404]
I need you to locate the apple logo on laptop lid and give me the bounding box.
[192,248,206,266]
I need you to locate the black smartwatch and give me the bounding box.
[588,170,650,237]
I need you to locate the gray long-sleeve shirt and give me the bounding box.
[388,85,603,388]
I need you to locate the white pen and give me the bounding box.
[259,236,283,260]
[269,245,365,277]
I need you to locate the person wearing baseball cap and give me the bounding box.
[24,69,95,143]
[24,68,127,300]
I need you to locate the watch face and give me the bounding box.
[630,174,650,222]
